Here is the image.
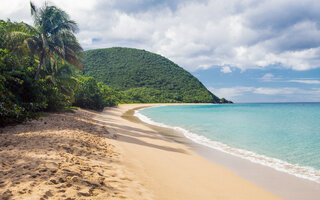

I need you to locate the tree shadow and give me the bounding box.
[0,108,188,198]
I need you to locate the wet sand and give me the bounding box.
[123,104,320,200]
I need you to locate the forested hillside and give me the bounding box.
[82,47,221,103]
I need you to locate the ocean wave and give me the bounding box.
[134,109,320,184]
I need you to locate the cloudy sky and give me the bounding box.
[1,0,320,102]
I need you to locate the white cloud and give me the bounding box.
[209,87,254,99]
[210,86,320,102]
[1,0,320,71]
[253,87,295,95]
[220,66,232,73]
[288,80,320,84]
[261,73,275,82]
[259,74,320,84]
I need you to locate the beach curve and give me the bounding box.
[95,104,281,200]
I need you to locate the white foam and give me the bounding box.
[134,109,320,184]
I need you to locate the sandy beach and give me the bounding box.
[0,104,285,199]
[97,104,280,200]
[0,109,150,200]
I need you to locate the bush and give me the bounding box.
[74,76,105,111]
[0,49,47,126]
[0,48,75,126]
[73,75,120,111]
[98,83,119,107]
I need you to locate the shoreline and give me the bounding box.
[96,104,280,200]
[2,104,318,199]
[122,104,320,200]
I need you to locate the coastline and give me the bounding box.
[96,104,280,200]
[2,104,319,199]
[120,104,320,200]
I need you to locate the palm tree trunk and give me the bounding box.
[35,57,43,80]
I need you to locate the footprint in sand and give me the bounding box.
[1,189,13,199]
[40,190,53,200]
[50,179,58,185]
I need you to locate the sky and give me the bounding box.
[1,0,320,102]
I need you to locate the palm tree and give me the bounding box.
[7,2,83,79]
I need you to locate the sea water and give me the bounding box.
[135,103,320,183]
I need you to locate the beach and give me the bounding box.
[132,103,320,200]
[96,104,280,200]
[1,104,319,199]
[0,109,150,200]
[2,1,319,199]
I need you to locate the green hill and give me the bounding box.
[81,47,221,103]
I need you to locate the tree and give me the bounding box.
[7,2,83,80]
[74,76,105,111]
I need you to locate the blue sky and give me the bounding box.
[194,67,320,102]
[1,0,320,102]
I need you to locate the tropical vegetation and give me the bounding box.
[73,75,119,110]
[0,2,111,126]
[82,47,222,103]
[0,2,229,127]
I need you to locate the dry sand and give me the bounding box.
[0,104,280,200]
[0,109,150,200]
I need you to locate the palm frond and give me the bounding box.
[6,1,84,79]
[20,22,39,35]
[30,2,36,16]
[64,52,83,70]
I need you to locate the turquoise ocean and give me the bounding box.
[135,103,320,183]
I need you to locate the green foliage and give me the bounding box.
[0,46,78,126]
[74,76,104,111]
[81,47,221,103]
[220,98,233,104]
[118,87,175,103]
[0,20,5,49]
[7,2,83,80]
[0,49,47,126]
[42,64,78,111]
[98,83,119,107]
[73,75,119,111]
[0,2,86,126]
